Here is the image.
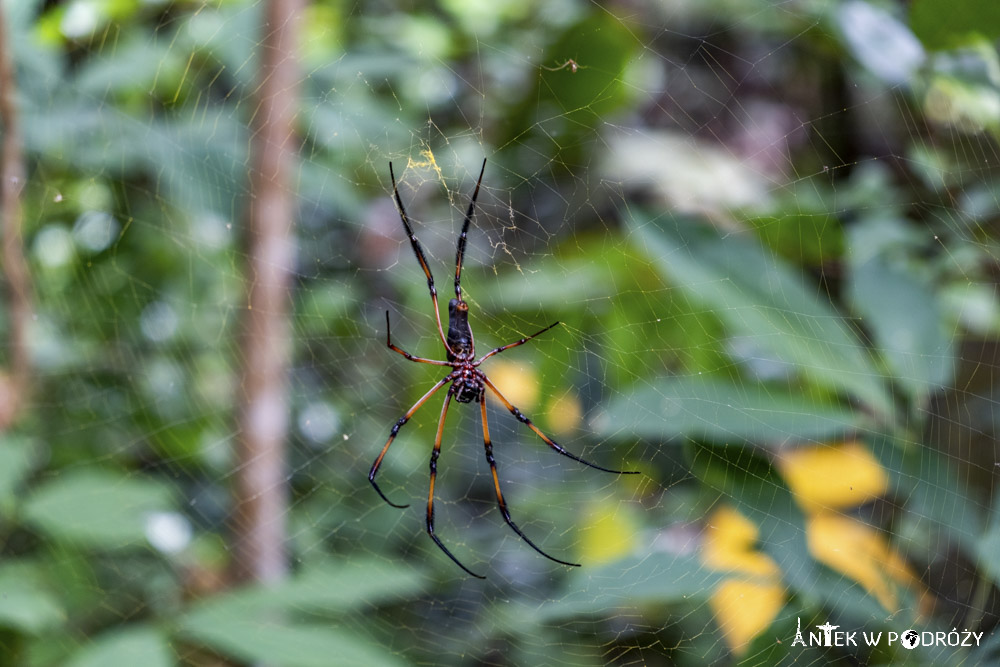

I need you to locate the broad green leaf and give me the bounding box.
[487,253,619,309]
[0,589,64,635]
[0,435,40,499]
[74,36,185,98]
[65,627,173,667]
[895,437,983,559]
[5,0,46,29]
[847,258,953,402]
[274,558,427,610]
[0,562,64,634]
[844,216,954,402]
[542,13,634,119]
[24,106,245,218]
[597,376,866,444]
[488,553,726,634]
[180,619,408,667]
[632,215,894,423]
[179,560,422,666]
[22,468,175,549]
[977,524,1000,588]
[181,558,427,620]
[561,552,726,609]
[942,281,1000,336]
[910,0,1000,50]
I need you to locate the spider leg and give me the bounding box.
[370,375,453,509]
[385,312,452,366]
[389,162,453,356]
[482,376,639,476]
[474,321,560,366]
[454,158,487,300]
[480,397,580,567]
[427,391,486,579]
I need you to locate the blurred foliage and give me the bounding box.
[3,0,1000,665]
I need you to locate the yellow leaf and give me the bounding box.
[710,579,785,657]
[807,513,920,613]
[484,360,539,411]
[703,506,780,578]
[778,441,888,513]
[702,507,785,656]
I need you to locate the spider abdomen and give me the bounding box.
[446,298,474,360]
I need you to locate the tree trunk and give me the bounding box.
[231,0,303,585]
[0,4,33,431]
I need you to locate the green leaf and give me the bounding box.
[486,253,619,310]
[542,14,634,119]
[21,468,175,549]
[5,0,46,29]
[0,561,64,634]
[895,440,984,560]
[597,375,865,444]
[911,0,1000,50]
[978,524,1000,588]
[273,558,427,610]
[176,559,425,667]
[0,435,40,499]
[844,216,954,403]
[180,619,408,667]
[560,552,725,610]
[632,215,894,423]
[182,558,427,620]
[489,553,725,634]
[65,627,173,667]
[847,258,953,402]
[0,588,64,635]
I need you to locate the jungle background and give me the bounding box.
[1,0,1000,664]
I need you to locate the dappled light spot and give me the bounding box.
[484,360,540,412]
[576,502,641,566]
[545,388,581,434]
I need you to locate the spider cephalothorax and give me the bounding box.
[370,159,637,578]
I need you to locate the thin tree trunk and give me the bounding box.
[0,5,32,430]
[231,0,303,585]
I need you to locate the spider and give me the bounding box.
[370,159,638,578]
[541,58,581,74]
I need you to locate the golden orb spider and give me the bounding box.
[370,159,638,578]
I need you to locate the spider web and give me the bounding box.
[6,0,1000,665]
